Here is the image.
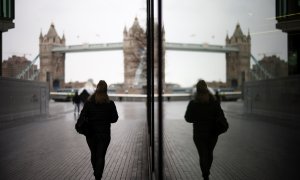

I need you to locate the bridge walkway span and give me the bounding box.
[51,42,239,53]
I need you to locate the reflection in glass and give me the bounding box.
[163,0,289,179]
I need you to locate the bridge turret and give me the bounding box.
[123,26,128,36]
[128,17,145,38]
[247,29,251,41]
[39,23,66,90]
[226,23,251,89]
[39,31,43,43]
[226,32,229,44]
[61,34,66,45]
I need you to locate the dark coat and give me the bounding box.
[184,97,222,137]
[72,94,81,104]
[80,100,118,134]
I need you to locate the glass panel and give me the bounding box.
[163,0,292,179]
[3,0,7,17]
[0,0,14,19]
[2,0,150,179]
[8,0,11,18]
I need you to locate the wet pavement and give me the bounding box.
[164,101,300,180]
[0,101,148,180]
[0,100,299,179]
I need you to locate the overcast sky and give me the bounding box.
[3,0,287,87]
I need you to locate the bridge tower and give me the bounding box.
[226,23,251,89]
[39,23,66,90]
[123,18,147,93]
[123,17,165,93]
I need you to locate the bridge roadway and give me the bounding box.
[0,101,299,179]
[51,42,239,53]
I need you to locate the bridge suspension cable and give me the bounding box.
[250,54,273,80]
[134,48,147,87]
[16,54,40,80]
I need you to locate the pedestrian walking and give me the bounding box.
[76,80,118,180]
[215,90,221,103]
[72,91,81,114]
[184,79,226,180]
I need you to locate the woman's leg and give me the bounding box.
[206,136,218,175]
[194,135,218,179]
[93,134,111,179]
[86,136,97,172]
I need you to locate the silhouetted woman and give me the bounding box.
[184,80,223,180]
[80,80,118,180]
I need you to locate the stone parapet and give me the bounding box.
[0,77,49,128]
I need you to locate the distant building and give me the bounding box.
[2,55,38,80]
[251,55,288,79]
[0,0,15,76]
[65,80,97,89]
[206,81,228,89]
[64,81,87,89]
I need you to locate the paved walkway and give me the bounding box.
[0,101,149,180]
[163,101,300,180]
[1,101,300,179]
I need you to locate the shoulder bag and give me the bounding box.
[75,108,89,135]
[215,107,229,135]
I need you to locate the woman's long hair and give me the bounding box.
[90,80,110,104]
[194,79,213,103]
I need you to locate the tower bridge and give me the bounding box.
[51,42,239,53]
[24,18,262,92]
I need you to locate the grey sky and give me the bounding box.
[3,0,287,87]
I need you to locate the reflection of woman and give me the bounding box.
[184,80,223,180]
[80,80,118,180]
